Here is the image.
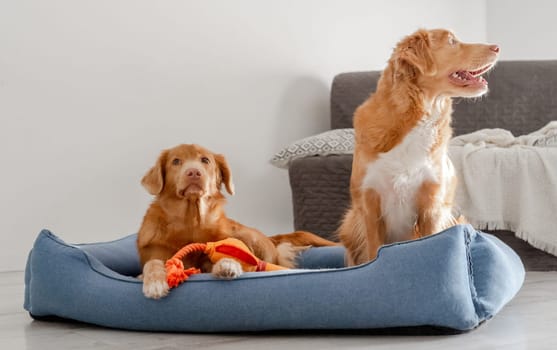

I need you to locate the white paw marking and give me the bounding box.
[212,258,243,280]
[143,279,169,299]
[142,259,169,299]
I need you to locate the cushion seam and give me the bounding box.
[465,227,486,320]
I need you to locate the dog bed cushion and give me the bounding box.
[24,224,524,332]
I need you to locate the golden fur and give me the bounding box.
[138,144,336,299]
[339,29,499,265]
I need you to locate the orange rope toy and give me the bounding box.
[165,237,288,288]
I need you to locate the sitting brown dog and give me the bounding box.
[138,143,336,299]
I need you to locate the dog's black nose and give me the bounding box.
[185,168,202,178]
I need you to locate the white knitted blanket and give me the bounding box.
[449,121,557,256]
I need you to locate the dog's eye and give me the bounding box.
[201,157,210,164]
[172,158,181,166]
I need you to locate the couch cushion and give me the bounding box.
[289,154,352,241]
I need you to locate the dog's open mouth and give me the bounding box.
[449,63,493,88]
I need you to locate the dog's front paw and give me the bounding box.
[143,279,169,299]
[142,259,169,299]
[212,258,243,280]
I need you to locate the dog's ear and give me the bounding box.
[214,154,235,195]
[394,30,437,77]
[141,150,167,195]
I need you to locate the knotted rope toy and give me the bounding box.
[165,237,288,288]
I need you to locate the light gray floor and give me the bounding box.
[2,271,556,350]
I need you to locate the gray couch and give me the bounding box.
[288,60,557,270]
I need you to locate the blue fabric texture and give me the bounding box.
[24,225,524,332]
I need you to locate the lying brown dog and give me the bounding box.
[138,143,336,299]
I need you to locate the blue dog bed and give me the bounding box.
[24,224,524,333]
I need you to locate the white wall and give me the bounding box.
[0,0,486,271]
[487,0,557,60]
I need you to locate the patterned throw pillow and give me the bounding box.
[270,128,354,168]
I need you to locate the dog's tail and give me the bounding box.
[270,231,338,247]
[269,231,338,268]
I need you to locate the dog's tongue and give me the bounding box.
[459,70,475,80]
[450,70,486,87]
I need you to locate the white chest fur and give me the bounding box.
[361,117,440,242]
